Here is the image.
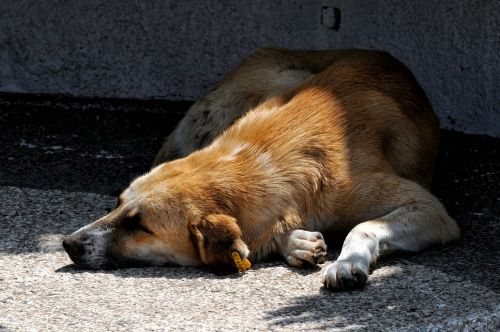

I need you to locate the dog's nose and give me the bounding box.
[62,236,85,261]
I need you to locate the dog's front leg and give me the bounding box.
[322,175,460,291]
[279,230,327,267]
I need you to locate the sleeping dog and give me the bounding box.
[63,48,460,290]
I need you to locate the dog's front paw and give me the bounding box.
[321,258,369,290]
[282,230,327,267]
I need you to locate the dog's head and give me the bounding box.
[62,161,249,274]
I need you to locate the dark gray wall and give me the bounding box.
[0,1,498,136]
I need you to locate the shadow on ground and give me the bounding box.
[265,260,500,331]
[0,93,498,294]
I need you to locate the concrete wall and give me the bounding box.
[0,0,498,136]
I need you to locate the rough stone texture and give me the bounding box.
[0,1,498,136]
[0,186,499,331]
[0,95,499,331]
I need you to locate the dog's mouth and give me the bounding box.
[63,248,173,271]
[62,244,116,270]
[62,235,184,270]
[62,236,128,270]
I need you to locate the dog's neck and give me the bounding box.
[182,135,332,259]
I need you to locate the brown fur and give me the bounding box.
[63,48,459,290]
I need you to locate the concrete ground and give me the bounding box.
[0,94,499,331]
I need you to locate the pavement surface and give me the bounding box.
[0,93,499,331]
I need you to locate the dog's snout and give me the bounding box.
[62,236,85,261]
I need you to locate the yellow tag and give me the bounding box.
[242,257,251,269]
[231,252,251,273]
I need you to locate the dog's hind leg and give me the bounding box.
[322,174,460,290]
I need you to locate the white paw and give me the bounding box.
[282,230,327,267]
[321,256,369,290]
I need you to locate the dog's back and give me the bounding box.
[156,48,439,189]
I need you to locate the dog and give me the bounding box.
[63,48,460,290]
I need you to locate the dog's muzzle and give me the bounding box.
[62,226,112,269]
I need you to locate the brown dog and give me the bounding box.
[63,48,460,290]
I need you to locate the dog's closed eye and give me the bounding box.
[122,212,154,235]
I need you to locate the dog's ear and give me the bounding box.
[188,214,249,274]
